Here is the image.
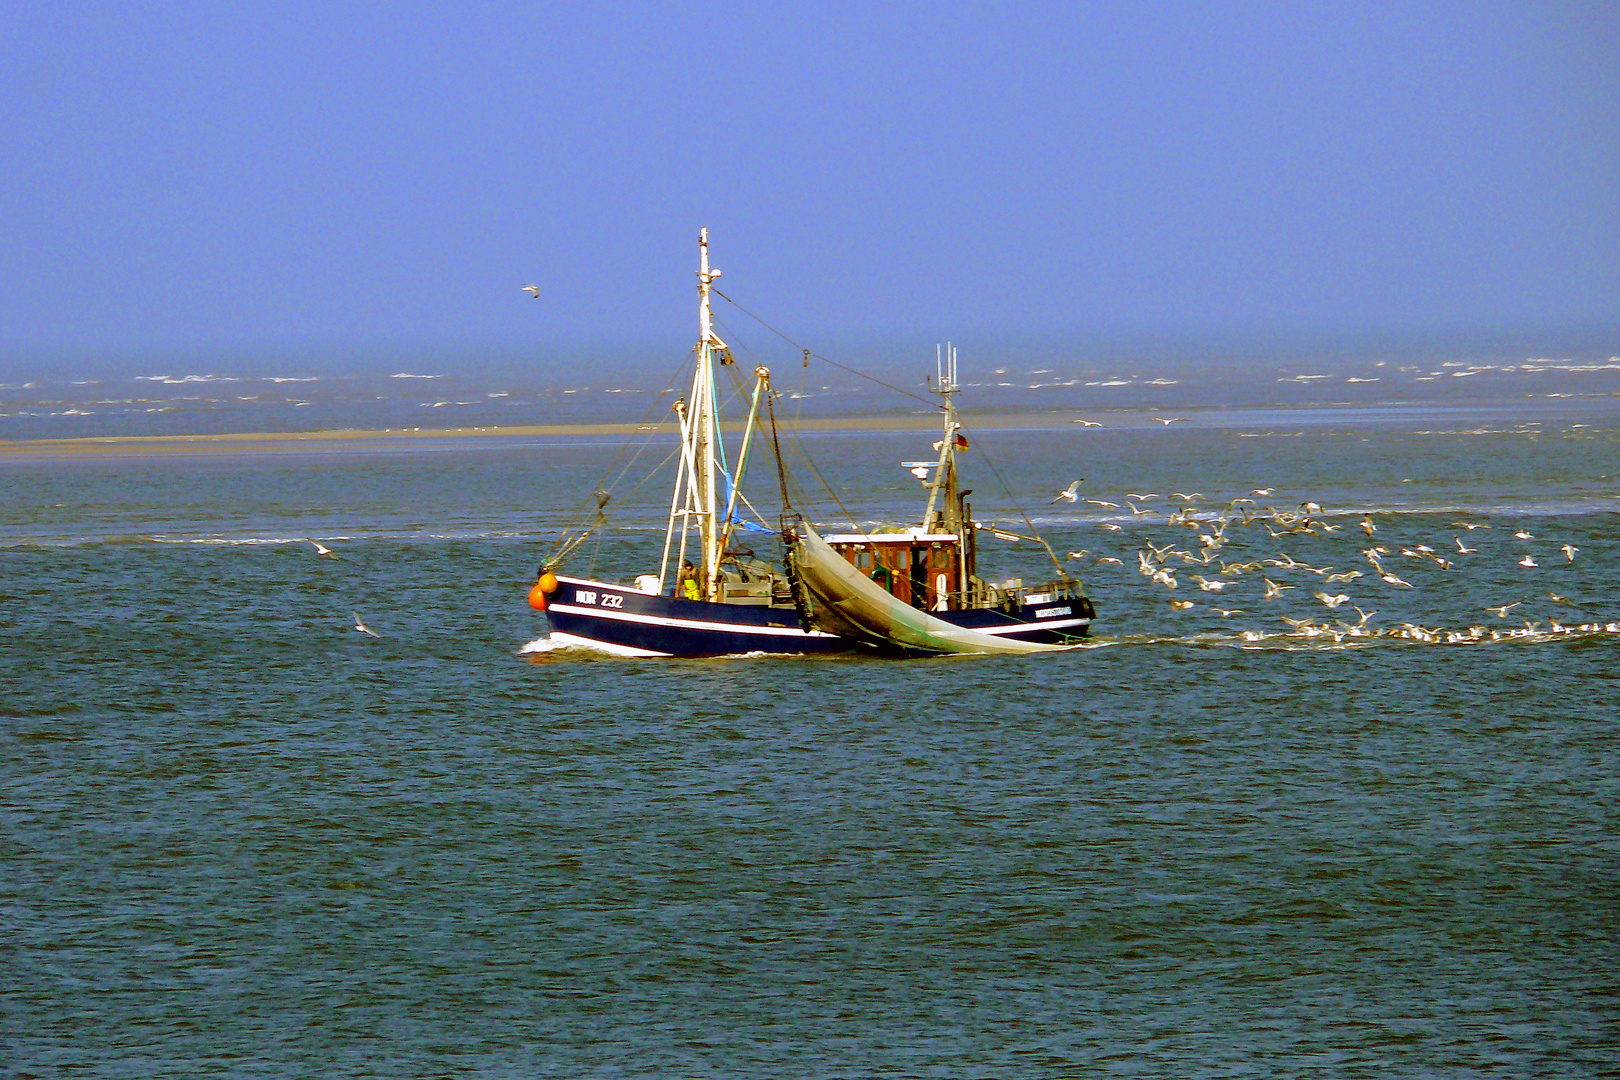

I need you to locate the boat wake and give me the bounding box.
[1096,620,1620,651]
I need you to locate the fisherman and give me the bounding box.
[679,560,701,601]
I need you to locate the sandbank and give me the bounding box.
[0,411,1088,462]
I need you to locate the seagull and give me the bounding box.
[1251,488,1274,497]
[1263,578,1293,599]
[1315,592,1351,609]
[1519,554,1538,568]
[306,538,338,558]
[352,611,380,638]
[1050,480,1083,504]
[1380,571,1414,588]
[1562,544,1578,561]
[1084,498,1119,508]
[1170,599,1195,610]
[1360,514,1376,536]
[1513,529,1533,540]
[1487,602,1522,618]
[1125,492,1159,502]
[1095,556,1124,566]
[1455,520,1490,530]
[521,284,541,298]
[1153,417,1187,425]
[1097,523,1123,532]
[1350,606,1377,626]
[1066,550,1089,561]
[1071,418,1102,427]
[1213,608,1245,618]
[1455,537,1476,554]
[1547,592,1571,604]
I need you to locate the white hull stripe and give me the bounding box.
[972,617,1091,637]
[548,603,841,638]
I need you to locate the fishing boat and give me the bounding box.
[527,230,1095,656]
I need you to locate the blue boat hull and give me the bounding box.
[541,574,1092,657]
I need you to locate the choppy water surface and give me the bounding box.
[3,403,1618,1076]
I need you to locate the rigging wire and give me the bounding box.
[546,348,691,564]
[712,288,939,410]
[956,420,1066,578]
[716,287,1061,551]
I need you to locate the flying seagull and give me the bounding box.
[1071,419,1102,427]
[306,538,338,558]
[521,284,541,299]
[352,611,380,638]
[1050,480,1083,504]
[1153,417,1187,425]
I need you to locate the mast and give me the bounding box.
[922,343,961,534]
[691,228,728,592]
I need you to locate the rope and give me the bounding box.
[712,288,938,409]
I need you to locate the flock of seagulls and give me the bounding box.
[1045,484,1601,647]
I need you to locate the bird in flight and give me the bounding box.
[1519,554,1538,568]
[1051,480,1082,504]
[352,612,381,638]
[1084,498,1119,508]
[1315,591,1351,609]
[521,284,541,299]
[306,538,338,558]
[1487,602,1522,618]
[1152,417,1187,425]
[1071,418,1102,427]
[1360,514,1376,537]
[1513,529,1534,540]
[1562,544,1578,561]
[1455,537,1477,554]
[1262,578,1293,599]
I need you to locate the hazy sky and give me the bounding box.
[3,2,1616,378]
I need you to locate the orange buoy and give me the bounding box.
[528,569,560,611]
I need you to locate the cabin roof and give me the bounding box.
[824,531,959,544]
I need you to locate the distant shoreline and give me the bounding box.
[0,411,1081,461]
[2,396,1614,462]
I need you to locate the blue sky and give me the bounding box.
[2,2,1616,379]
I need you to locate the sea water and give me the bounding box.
[3,391,1618,1075]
